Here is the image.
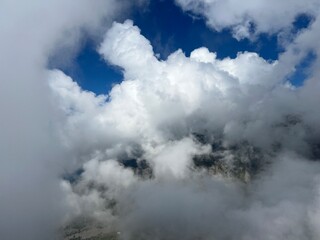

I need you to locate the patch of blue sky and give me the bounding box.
[288,51,316,87]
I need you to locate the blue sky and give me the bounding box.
[52,0,314,95]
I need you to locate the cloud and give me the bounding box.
[118,154,320,240]
[2,0,320,239]
[174,0,320,40]
[50,19,320,239]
